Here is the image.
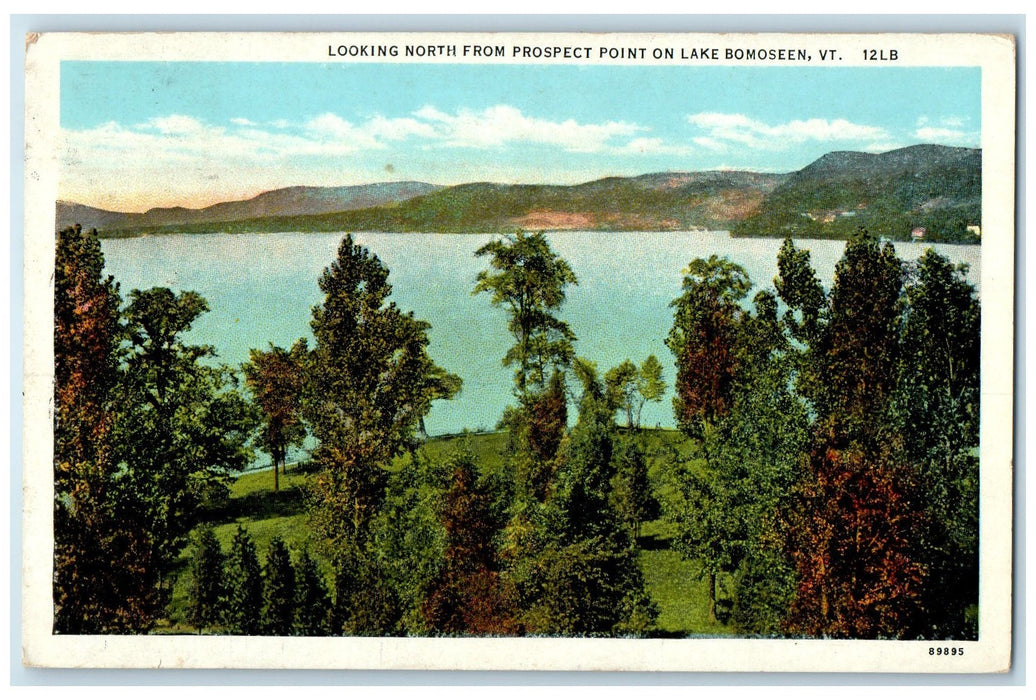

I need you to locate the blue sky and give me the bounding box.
[60,61,981,211]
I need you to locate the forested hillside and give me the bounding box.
[732,145,981,242]
[59,145,981,242]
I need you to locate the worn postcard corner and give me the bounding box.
[22,30,1015,673]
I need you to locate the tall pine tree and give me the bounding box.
[294,549,332,636]
[223,525,263,635]
[188,526,226,633]
[261,537,296,635]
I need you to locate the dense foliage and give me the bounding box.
[54,225,257,633]
[56,221,980,640]
[53,225,127,632]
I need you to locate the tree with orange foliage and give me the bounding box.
[666,255,751,437]
[787,439,926,638]
[782,231,927,639]
[53,225,156,632]
[423,448,517,635]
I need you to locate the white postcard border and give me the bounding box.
[21,31,1017,673]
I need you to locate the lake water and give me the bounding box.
[101,231,980,436]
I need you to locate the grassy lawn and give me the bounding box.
[637,519,732,637]
[163,429,722,637]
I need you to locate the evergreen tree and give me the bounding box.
[294,549,332,636]
[223,525,263,635]
[261,537,296,635]
[188,526,226,633]
[330,549,401,636]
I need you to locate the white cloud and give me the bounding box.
[138,114,208,135]
[912,116,977,145]
[61,105,690,208]
[915,126,968,142]
[687,112,890,150]
[413,104,644,152]
[861,141,907,153]
[303,112,372,146]
[365,115,437,141]
[65,106,669,183]
[692,136,728,152]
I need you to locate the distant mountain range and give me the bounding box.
[57,144,981,243]
[57,181,443,232]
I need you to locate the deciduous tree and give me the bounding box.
[305,234,460,557]
[518,365,657,636]
[666,255,751,436]
[473,231,578,397]
[604,355,667,431]
[783,232,927,639]
[244,340,308,492]
[422,447,516,635]
[897,249,981,638]
[53,224,147,633]
[115,287,257,613]
[787,441,926,638]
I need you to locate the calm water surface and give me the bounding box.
[101,231,981,435]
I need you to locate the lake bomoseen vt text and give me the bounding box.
[324,43,849,62]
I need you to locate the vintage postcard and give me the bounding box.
[22,31,1015,672]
